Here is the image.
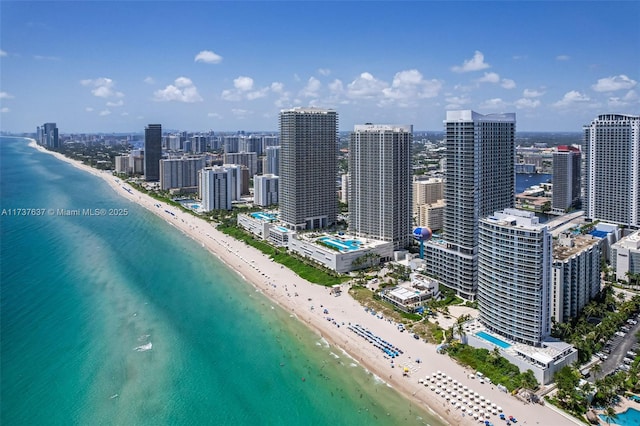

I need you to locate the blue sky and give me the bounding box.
[1,1,638,133]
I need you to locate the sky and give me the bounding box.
[0,1,638,133]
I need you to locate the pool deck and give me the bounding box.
[597,396,640,425]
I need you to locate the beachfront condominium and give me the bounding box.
[349,124,413,249]
[159,157,206,191]
[37,123,59,149]
[478,209,552,347]
[584,114,640,229]
[552,145,581,212]
[144,124,162,182]
[199,166,232,211]
[279,107,338,230]
[425,110,516,300]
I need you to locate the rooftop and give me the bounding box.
[553,233,600,261]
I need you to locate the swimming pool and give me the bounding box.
[599,407,640,426]
[250,212,277,221]
[476,331,512,349]
[317,237,361,252]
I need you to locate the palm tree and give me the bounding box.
[590,363,602,382]
[604,406,618,425]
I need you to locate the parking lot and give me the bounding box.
[595,314,640,379]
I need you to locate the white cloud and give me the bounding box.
[553,90,590,108]
[592,75,637,92]
[247,87,270,100]
[452,51,490,73]
[318,68,331,76]
[0,50,7,57]
[328,79,344,94]
[194,50,223,64]
[81,77,124,98]
[106,100,124,107]
[515,98,541,109]
[121,112,129,116]
[300,77,322,98]
[480,98,508,109]
[556,55,570,61]
[153,77,203,103]
[208,112,223,119]
[607,89,639,108]
[143,76,155,85]
[477,72,500,84]
[382,70,442,106]
[1,107,10,113]
[347,72,388,99]
[0,91,14,99]
[445,95,471,109]
[234,76,254,91]
[99,109,111,116]
[523,89,545,98]
[85,107,94,112]
[222,76,274,101]
[501,79,516,89]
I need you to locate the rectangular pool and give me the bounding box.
[476,331,511,349]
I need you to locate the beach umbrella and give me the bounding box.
[418,379,424,384]
[435,389,440,394]
[461,407,467,412]
[497,407,502,412]
[491,403,497,408]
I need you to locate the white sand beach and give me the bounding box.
[30,140,581,426]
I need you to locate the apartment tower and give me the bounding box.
[349,124,413,249]
[425,110,516,300]
[279,107,338,230]
[584,114,640,229]
[478,209,552,347]
[144,124,162,182]
[552,145,581,212]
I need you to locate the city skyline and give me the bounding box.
[1,1,639,134]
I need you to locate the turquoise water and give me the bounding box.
[0,137,442,425]
[318,237,361,252]
[250,212,277,221]
[599,407,640,426]
[476,331,512,349]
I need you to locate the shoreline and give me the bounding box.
[27,139,580,426]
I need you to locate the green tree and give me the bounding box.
[604,406,618,425]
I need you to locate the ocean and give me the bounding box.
[0,137,441,426]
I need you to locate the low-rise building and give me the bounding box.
[379,273,439,313]
[612,230,640,282]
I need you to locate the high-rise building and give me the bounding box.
[38,123,59,148]
[426,111,516,300]
[199,166,232,211]
[478,209,552,346]
[413,177,444,218]
[114,156,130,174]
[584,114,640,229]
[551,233,601,323]
[224,151,258,177]
[279,107,338,230]
[223,135,240,154]
[552,145,581,212]
[144,124,162,181]
[159,157,206,190]
[265,146,280,175]
[349,124,413,249]
[254,174,279,207]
